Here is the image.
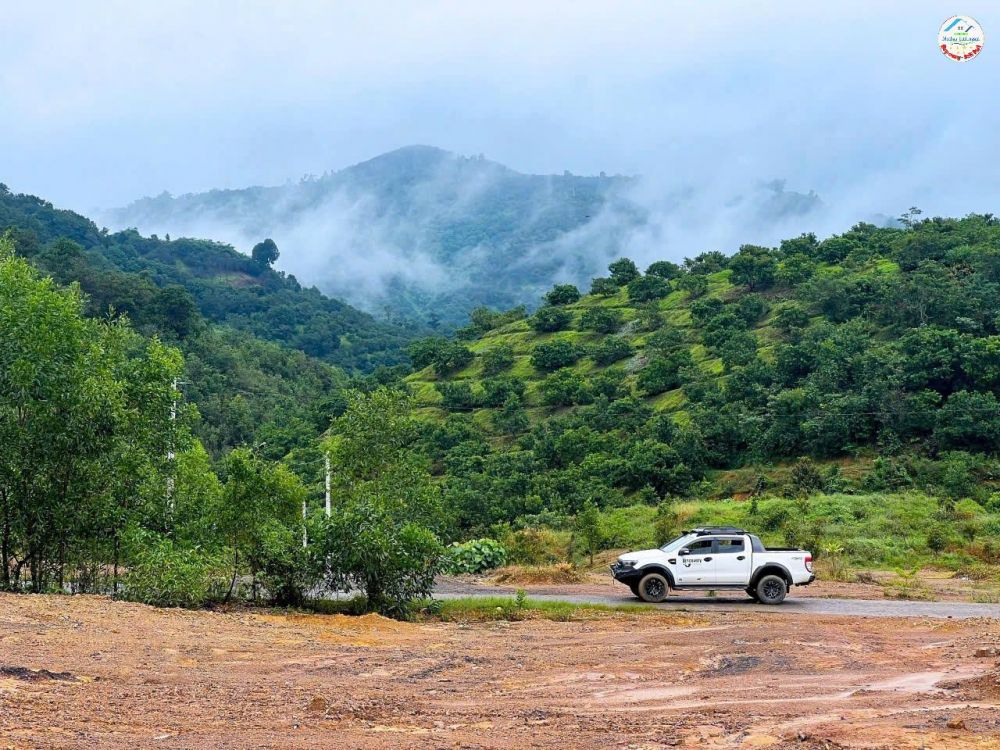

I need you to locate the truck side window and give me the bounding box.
[686,539,713,554]
[716,539,744,554]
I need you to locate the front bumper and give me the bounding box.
[610,563,643,585]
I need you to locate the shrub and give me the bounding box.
[445,538,509,574]
[121,529,226,608]
[501,528,569,565]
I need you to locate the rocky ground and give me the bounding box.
[2,593,1000,749]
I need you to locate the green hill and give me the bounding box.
[406,214,1000,533]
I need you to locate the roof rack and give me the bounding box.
[687,526,747,536]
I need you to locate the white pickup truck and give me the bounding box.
[610,526,814,604]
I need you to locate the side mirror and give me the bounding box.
[678,548,690,556]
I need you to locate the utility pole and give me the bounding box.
[302,499,308,548]
[166,378,189,527]
[325,453,331,517]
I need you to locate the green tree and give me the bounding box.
[590,277,619,296]
[579,307,623,334]
[529,306,573,332]
[218,448,307,601]
[627,275,671,302]
[729,245,777,291]
[251,238,280,267]
[608,258,640,285]
[545,284,581,306]
[531,340,581,371]
[646,261,681,280]
[575,501,604,565]
[480,344,515,375]
[319,389,445,617]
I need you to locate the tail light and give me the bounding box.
[805,554,813,573]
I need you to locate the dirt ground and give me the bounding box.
[2,594,1000,749]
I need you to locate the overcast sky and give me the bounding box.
[2,1,998,222]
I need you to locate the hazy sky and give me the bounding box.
[2,1,998,221]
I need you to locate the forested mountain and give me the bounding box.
[0,185,411,459]
[0,184,411,371]
[405,214,1000,532]
[106,146,822,327]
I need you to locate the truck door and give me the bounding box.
[675,537,716,584]
[714,536,752,584]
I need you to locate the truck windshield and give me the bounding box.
[659,535,691,552]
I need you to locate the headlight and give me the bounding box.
[615,560,636,569]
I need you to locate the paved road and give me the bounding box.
[434,583,1000,619]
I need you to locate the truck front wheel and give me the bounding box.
[637,573,669,603]
[755,574,787,605]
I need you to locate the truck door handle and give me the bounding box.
[667,558,676,565]
[703,557,712,562]
[737,555,745,560]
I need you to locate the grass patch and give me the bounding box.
[421,595,654,622]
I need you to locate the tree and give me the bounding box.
[319,389,445,617]
[591,337,632,365]
[590,277,619,296]
[480,344,515,375]
[529,306,573,332]
[151,285,201,339]
[492,395,529,435]
[677,273,708,298]
[575,501,604,565]
[646,261,680,280]
[531,340,581,371]
[0,239,184,592]
[251,238,280,267]
[579,307,623,334]
[729,245,777,291]
[608,258,640,285]
[627,275,671,302]
[636,350,694,395]
[545,284,581,306]
[218,447,307,602]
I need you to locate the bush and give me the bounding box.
[501,528,569,565]
[529,306,573,332]
[445,538,509,574]
[121,529,226,608]
[480,377,526,408]
[541,369,591,406]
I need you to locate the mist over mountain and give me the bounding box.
[106,145,823,326]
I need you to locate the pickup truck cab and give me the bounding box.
[610,526,814,604]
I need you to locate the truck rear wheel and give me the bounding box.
[755,574,787,605]
[637,573,669,603]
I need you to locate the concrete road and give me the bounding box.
[434,582,1000,619]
